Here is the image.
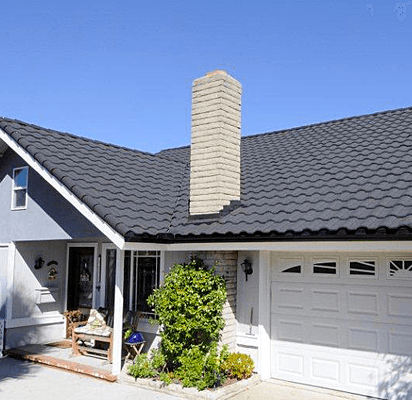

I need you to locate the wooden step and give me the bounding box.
[8,348,117,382]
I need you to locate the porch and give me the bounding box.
[7,339,126,382]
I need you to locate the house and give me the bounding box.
[1,70,412,398]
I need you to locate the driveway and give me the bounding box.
[0,356,179,400]
[0,356,374,400]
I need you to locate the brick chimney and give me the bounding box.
[190,70,242,215]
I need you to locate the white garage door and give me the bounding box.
[270,253,412,399]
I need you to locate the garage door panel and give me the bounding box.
[348,326,379,352]
[276,285,305,310]
[389,330,412,355]
[347,291,379,316]
[311,323,340,347]
[310,356,340,383]
[347,361,380,389]
[277,319,305,343]
[387,293,412,319]
[311,288,340,312]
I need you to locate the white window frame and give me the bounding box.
[311,257,339,277]
[11,166,29,210]
[127,250,162,315]
[386,257,412,280]
[346,257,378,280]
[101,245,164,315]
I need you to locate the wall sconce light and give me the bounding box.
[34,257,45,270]
[241,259,253,281]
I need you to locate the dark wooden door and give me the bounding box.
[67,247,94,310]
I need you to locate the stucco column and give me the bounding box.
[258,250,271,380]
[112,248,124,375]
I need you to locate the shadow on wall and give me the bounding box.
[0,297,41,384]
[1,287,44,350]
[379,355,412,400]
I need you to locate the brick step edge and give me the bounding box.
[7,349,117,382]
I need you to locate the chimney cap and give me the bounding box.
[206,69,228,76]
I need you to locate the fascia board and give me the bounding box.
[0,129,125,249]
[165,241,412,252]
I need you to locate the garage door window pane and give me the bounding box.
[349,261,376,276]
[313,261,337,275]
[389,260,412,279]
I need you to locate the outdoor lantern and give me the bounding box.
[241,258,253,281]
[34,257,45,270]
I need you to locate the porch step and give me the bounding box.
[8,348,117,382]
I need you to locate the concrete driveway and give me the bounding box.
[0,356,179,400]
[0,356,375,400]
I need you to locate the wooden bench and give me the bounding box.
[71,308,114,362]
[71,308,141,363]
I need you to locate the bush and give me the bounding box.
[129,257,252,391]
[158,371,173,385]
[221,352,255,380]
[147,257,227,366]
[175,343,228,390]
[127,353,157,378]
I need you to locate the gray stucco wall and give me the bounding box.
[0,149,104,242]
[11,241,67,319]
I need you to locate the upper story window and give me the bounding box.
[11,166,28,210]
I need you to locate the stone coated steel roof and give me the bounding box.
[2,105,412,242]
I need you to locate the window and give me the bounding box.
[12,166,28,209]
[124,250,161,314]
[388,259,412,279]
[312,260,337,275]
[349,260,376,276]
[278,258,303,274]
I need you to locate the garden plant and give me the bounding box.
[128,257,254,390]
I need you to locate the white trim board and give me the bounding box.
[0,129,125,249]
[6,315,65,329]
[165,241,412,252]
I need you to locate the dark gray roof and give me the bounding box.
[0,118,186,238]
[161,106,412,240]
[2,106,412,242]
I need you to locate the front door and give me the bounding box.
[67,247,95,310]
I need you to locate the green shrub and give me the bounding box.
[127,353,157,378]
[158,371,173,385]
[129,257,229,391]
[175,343,228,390]
[151,347,167,371]
[221,352,254,380]
[147,257,227,366]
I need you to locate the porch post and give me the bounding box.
[112,248,124,375]
[258,250,271,380]
[6,242,16,321]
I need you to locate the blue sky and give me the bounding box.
[0,1,411,153]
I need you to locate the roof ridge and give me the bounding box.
[242,104,412,141]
